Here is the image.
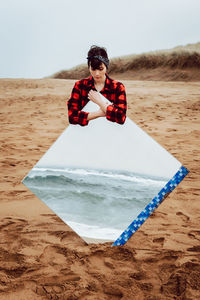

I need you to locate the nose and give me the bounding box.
[95,70,100,76]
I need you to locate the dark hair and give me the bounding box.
[87,45,109,70]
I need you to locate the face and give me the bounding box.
[89,62,107,82]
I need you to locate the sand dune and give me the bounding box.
[50,42,200,81]
[0,77,200,299]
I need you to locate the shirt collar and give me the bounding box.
[87,73,112,91]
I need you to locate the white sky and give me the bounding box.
[0,0,200,78]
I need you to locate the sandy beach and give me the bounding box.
[0,77,200,299]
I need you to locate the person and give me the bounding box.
[67,45,127,126]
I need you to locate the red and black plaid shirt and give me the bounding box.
[67,73,127,126]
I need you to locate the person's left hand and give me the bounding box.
[88,90,102,105]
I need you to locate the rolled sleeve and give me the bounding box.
[106,83,127,124]
[67,81,89,126]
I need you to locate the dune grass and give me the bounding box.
[48,42,200,81]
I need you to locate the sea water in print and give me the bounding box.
[23,166,169,241]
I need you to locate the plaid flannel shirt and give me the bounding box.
[67,73,127,126]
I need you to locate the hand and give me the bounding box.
[88,90,102,105]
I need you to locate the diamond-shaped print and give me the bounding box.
[22,93,189,245]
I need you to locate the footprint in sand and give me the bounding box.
[129,270,147,281]
[152,237,165,246]
[188,230,200,242]
[36,284,65,297]
[176,211,190,222]
[0,217,28,231]
[186,245,200,252]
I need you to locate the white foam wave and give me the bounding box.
[28,167,167,186]
[62,218,123,240]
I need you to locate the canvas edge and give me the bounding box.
[112,165,190,246]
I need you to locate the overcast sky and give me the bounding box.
[0,0,200,78]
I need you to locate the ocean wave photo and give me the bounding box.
[23,166,169,240]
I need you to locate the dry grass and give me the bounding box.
[48,42,200,81]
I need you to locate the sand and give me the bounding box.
[0,77,200,299]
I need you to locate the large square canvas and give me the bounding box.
[22,93,189,245]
